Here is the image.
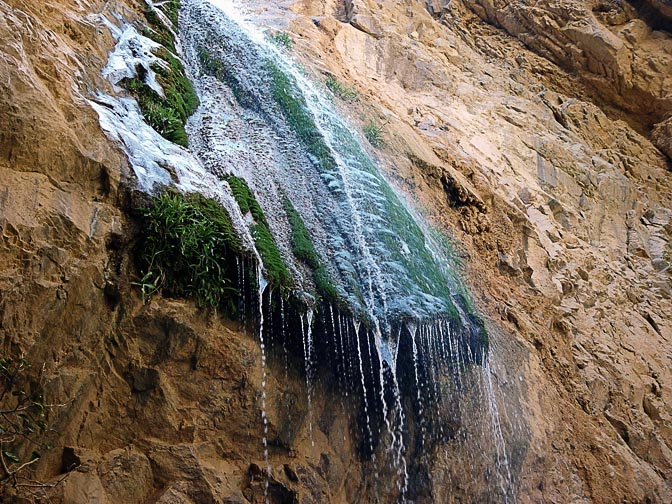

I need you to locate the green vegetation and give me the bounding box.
[283,198,339,301]
[267,63,460,320]
[224,176,292,288]
[266,60,335,172]
[198,46,257,110]
[269,31,294,50]
[142,6,177,53]
[135,191,242,310]
[363,120,385,147]
[131,2,198,146]
[0,356,49,485]
[123,49,199,147]
[325,76,358,102]
[477,322,489,347]
[159,0,181,27]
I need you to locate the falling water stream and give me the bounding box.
[256,267,271,502]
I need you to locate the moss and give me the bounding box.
[153,49,200,120]
[478,324,489,347]
[283,198,318,268]
[136,191,243,311]
[314,267,339,301]
[265,60,336,172]
[282,198,339,301]
[123,49,199,147]
[224,176,292,288]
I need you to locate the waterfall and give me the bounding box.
[92,0,522,500]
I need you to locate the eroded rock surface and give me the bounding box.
[461,0,672,131]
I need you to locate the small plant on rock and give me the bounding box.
[269,31,294,50]
[325,76,359,102]
[363,120,385,147]
[0,356,50,486]
[135,191,243,311]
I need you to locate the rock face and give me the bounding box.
[0,0,671,503]
[461,0,672,129]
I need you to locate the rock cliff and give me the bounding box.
[0,0,670,503]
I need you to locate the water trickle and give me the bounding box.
[408,321,425,448]
[329,304,346,399]
[483,359,515,503]
[256,265,270,503]
[280,296,288,381]
[341,314,354,398]
[389,323,409,496]
[353,321,377,484]
[301,309,315,447]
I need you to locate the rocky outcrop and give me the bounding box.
[461,0,672,137]
[653,116,672,159]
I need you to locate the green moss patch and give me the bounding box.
[283,198,339,301]
[136,191,243,311]
[225,176,292,289]
[266,60,335,172]
[123,49,199,147]
[129,2,198,147]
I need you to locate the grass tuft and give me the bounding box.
[135,191,243,311]
[363,120,385,147]
[325,76,359,102]
[269,31,294,49]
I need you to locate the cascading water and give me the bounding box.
[92,0,526,501]
[300,309,315,447]
[181,0,478,324]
